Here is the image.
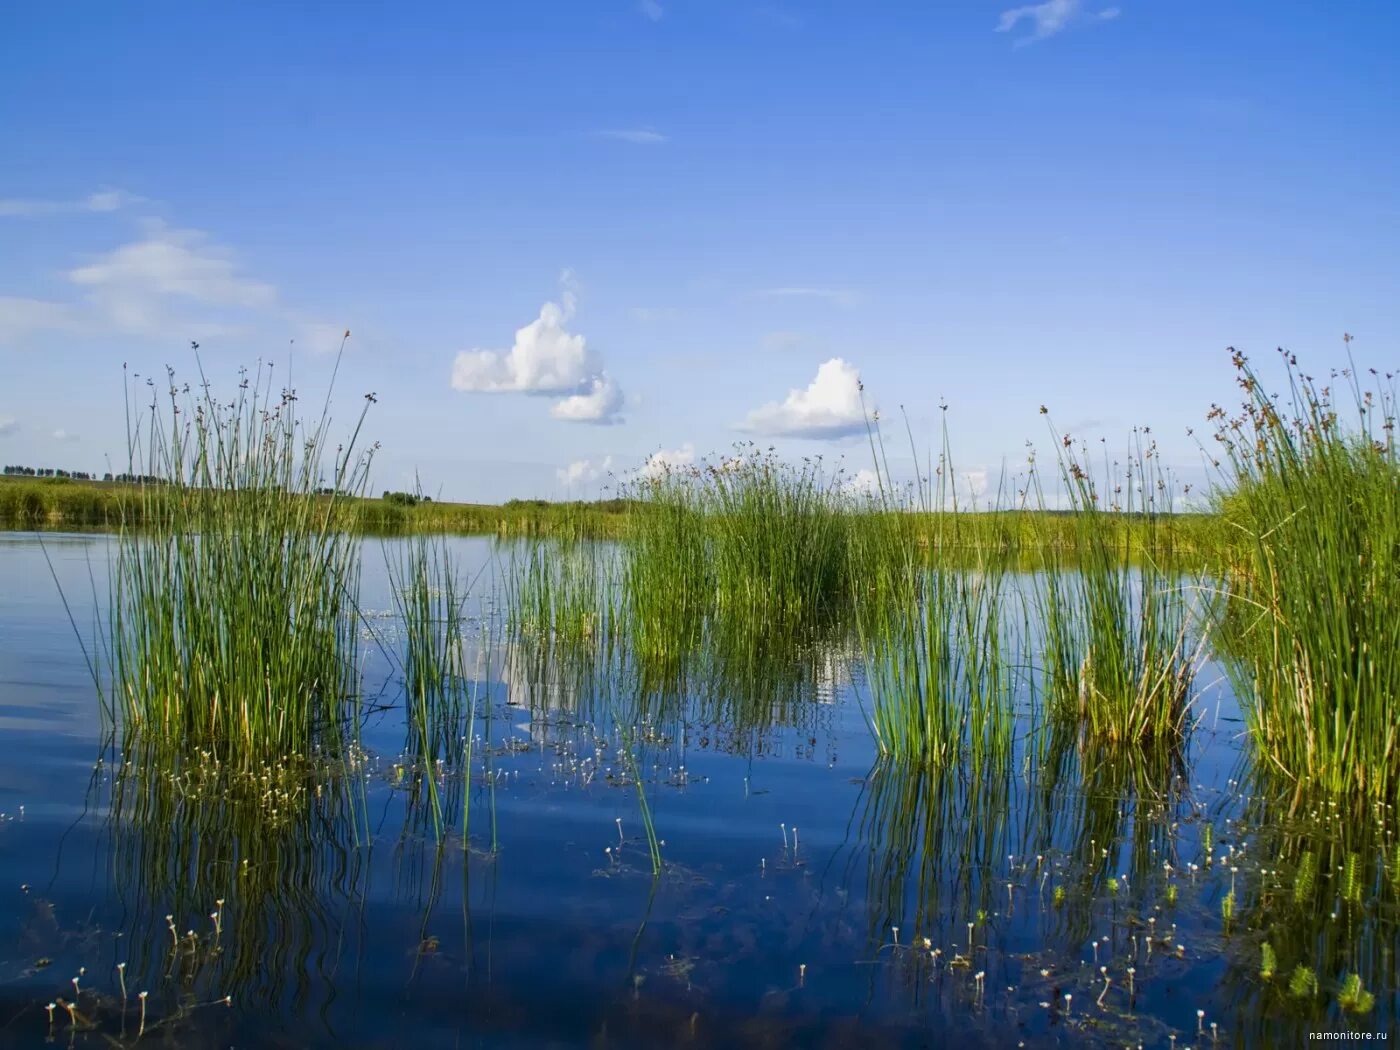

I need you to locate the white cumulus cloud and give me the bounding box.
[550,374,624,424]
[557,455,614,487]
[451,281,625,425]
[0,417,18,436]
[740,358,868,439]
[638,443,696,480]
[843,467,881,497]
[451,291,592,394]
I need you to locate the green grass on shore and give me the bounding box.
[0,473,635,538]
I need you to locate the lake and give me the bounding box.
[0,532,1392,1048]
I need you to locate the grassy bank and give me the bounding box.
[0,474,633,538]
[2,472,1230,553]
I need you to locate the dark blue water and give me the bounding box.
[0,533,1393,1048]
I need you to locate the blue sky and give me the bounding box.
[1,1,1396,502]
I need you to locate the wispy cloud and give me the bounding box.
[292,322,353,356]
[597,127,668,145]
[755,4,804,30]
[995,0,1120,44]
[0,416,18,436]
[751,286,864,308]
[0,220,346,350]
[637,0,664,22]
[739,357,868,439]
[51,428,79,443]
[762,330,805,352]
[70,222,278,312]
[450,275,626,425]
[629,306,681,322]
[0,296,86,345]
[0,188,144,218]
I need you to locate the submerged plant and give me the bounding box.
[1288,964,1318,999]
[1259,942,1277,980]
[1338,973,1375,1014]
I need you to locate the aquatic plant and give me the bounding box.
[619,468,710,674]
[1208,344,1400,800]
[387,531,474,839]
[621,446,855,664]
[102,738,368,1015]
[852,416,1018,766]
[508,538,613,659]
[701,446,855,641]
[1338,973,1375,1014]
[104,347,375,762]
[1029,419,1202,745]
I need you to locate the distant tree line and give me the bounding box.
[382,491,432,507]
[2,466,176,484]
[4,465,96,480]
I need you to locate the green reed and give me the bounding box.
[620,446,855,659]
[852,416,1019,767]
[1029,421,1200,745]
[1209,346,1400,800]
[508,538,614,661]
[387,532,473,839]
[620,469,710,674]
[105,350,375,762]
[701,445,854,639]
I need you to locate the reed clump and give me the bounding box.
[105,353,375,763]
[852,419,1018,767]
[508,539,612,658]
[1030,422,1200,745]
[621,446,854,666]
[1210,345,1400,800]
[387,532,476,838]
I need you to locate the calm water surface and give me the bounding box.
[0,533,1393,1048]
